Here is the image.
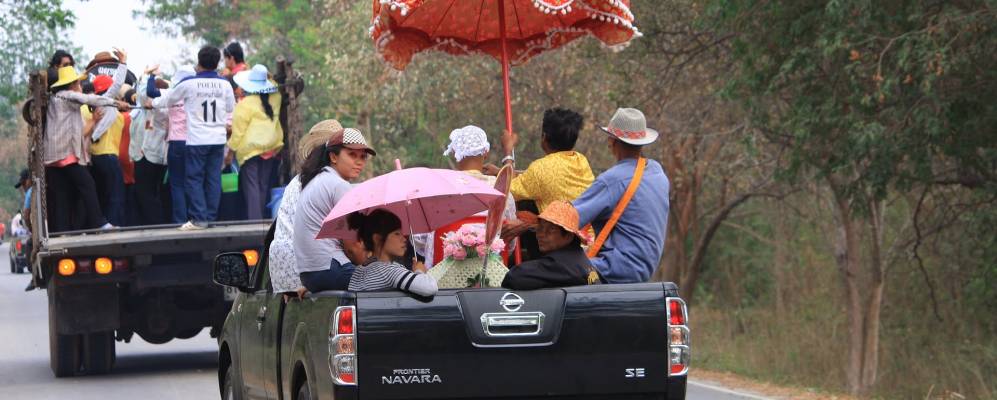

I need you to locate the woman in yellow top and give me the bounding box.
[229,64,284,220]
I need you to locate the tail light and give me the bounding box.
[666,297,690,376]
[15,240,21,252]
[76,259,93,274]
[57,257,128,276]
[57,259,76,276]
[329,306,357,385]
[113,259,130,272]
[95,257,113,275]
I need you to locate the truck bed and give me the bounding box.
[39,221,269,258]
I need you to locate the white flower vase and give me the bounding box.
[429,253,507,288]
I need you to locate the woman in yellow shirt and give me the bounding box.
[229,64,284,220]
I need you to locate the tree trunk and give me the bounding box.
[679,193,753,301]
[660,220,687,284]
[771,206,789,315]
[860,200,886,394]
[831,186,865,395]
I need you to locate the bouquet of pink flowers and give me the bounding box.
[441,224,505,261]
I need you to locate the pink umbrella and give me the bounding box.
[317,167,505,240]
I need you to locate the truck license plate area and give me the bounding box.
[480,312,544,337]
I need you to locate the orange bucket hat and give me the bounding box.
[538,201,589,244]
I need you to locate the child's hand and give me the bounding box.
[412,259,427,273]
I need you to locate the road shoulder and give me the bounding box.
[690,370,854,400]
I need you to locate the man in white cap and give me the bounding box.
[572,108,670,283]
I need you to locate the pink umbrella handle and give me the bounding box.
[395,158,403,170]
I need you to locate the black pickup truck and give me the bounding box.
[213,246,691,400]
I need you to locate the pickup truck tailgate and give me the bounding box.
[355,283,673,399]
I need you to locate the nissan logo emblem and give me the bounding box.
[499,292,524,312]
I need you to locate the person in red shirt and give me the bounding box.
[223,42,248,78]
[118,89,136,225]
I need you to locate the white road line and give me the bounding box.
[689,379,776,400]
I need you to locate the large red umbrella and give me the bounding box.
[371,0,640,134]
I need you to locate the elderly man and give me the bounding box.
[571,108,670,283]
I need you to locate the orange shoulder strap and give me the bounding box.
[587,157,647,258]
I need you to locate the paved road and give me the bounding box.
[0,242,769,400]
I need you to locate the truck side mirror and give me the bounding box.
[213,252,252,290]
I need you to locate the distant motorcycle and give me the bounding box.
[8,236,29,274]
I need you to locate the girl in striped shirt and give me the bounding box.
[346,210,438,297]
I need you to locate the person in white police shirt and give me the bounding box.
[167,46,236,231]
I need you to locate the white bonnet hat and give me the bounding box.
[443,125,490,162]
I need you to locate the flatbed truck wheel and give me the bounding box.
[48,294,81,377]
[82,331,115,374]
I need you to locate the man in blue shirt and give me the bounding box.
[573,108,670,283]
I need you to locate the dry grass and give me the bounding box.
[691,282,996,399]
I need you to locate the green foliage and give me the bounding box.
[708,0,997,208]
[0,0,77,217]
[0,0,78,136]
[138,0,242,45]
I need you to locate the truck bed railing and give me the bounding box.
[46,219,271,238]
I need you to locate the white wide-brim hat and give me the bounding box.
[599,107,659,146]
[233,64,277,94]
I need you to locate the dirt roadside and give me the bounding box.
[691,370,855,400]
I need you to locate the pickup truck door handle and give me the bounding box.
[480,312,545,337]
[255,306,267,330]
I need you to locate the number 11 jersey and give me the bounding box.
[167,71,236,146]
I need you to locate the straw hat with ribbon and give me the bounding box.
[50,66,87,88]
[538,200,589,244]
[599,107,659,146]
[297,119,343,166]
[233,64,278,94]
